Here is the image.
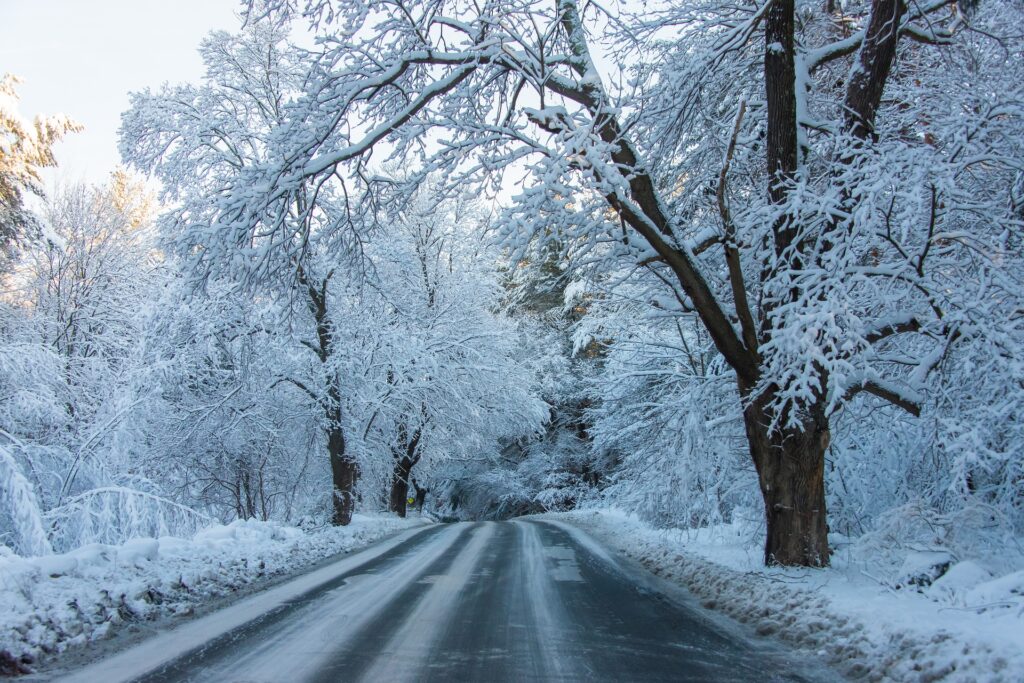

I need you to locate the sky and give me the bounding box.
[0,0,244,187]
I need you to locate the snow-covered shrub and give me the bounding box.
[0,441,51,556]
[45,488,214,552]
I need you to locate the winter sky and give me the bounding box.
[0,0,243,186]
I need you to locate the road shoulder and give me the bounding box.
[537,510,1023,683]
[11,516,432,680]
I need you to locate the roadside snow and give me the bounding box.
[0,514,425,674]
[543,509,1023,683]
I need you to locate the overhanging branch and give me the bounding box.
[845,380,922,417]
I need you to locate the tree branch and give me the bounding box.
[864,315,922,345]
[549,0,759,382]
[270,376,321,404]
[844,379,922,417]
[717,98,759,357]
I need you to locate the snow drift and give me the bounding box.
[0,514,423,674]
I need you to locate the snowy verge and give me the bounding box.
[0,514,426,674]
[539,509,1023,683]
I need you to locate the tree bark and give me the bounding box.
[295,265,359,527]
[328,422,357,525]
[844,0,906,141]
[752,0,831,566]
[764,0,799,214]
[740,381,830,566]
[388,418,422,518]
[413,479,428,512]
[389,458,413,518]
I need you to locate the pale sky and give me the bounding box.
[0,0,244,187]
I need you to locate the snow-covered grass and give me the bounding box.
[543,509,1024,683]
[0,514,425,674]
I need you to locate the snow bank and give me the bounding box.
[0,514,424,674]
[544,509,1024,682]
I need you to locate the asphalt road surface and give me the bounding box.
[62,521,823,682]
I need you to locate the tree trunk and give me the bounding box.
[555,0,836,567]
[328,424,357,526]
[413,479,428,512]
[737,0,903,565]
[844,0,906,142]
[295,265,358,526]
[389,418,422,518]
[751,0,831,568]
[741,384,830,566]
[764,0,798,210]
[389,459,413,518]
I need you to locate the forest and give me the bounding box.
[2,0,1022,587]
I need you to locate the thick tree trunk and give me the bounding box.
[389,459,413,518]
[741,385,830,566]
[328,424,357,526]
[737,0,903,565]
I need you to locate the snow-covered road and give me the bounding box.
[58,521,820,682]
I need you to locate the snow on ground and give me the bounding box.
[0,514,425,674]
[542,509,1024,683]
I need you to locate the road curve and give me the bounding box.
[61,520,821,682]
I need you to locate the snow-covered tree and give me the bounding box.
[119,22,373,524]
[353,185,548,516]
[0,74,79,267]
[189,0,1024,566]
[0,178,207,553]
[121,19,549,525]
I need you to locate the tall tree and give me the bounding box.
[120,25,368,524]
[358,186,547,517]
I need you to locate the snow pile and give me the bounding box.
[546,509,1024,682]
[0,514,424,673]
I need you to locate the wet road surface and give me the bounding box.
[63,521,822,682]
